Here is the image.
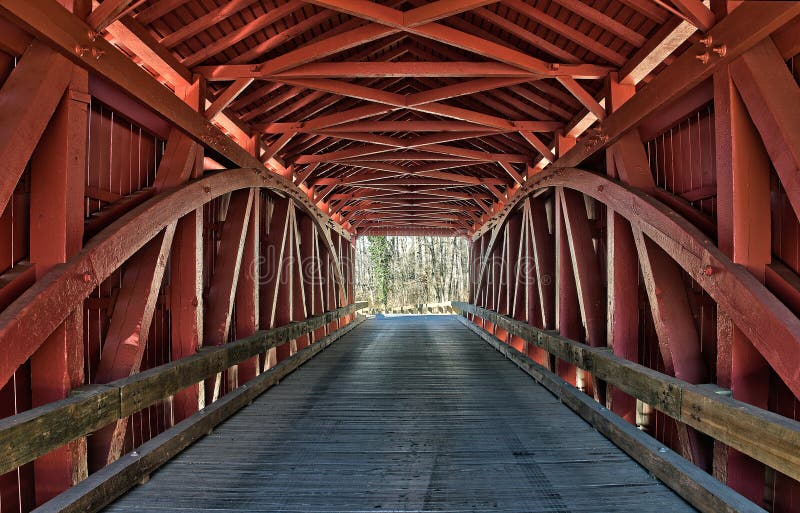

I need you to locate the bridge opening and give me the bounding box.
[354,235,469,311]
[0,1,799,513]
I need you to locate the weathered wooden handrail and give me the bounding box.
[0,301,367,475]
[366,302,455,314]
[451,302,800,483]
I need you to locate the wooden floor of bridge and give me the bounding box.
[105,315,696,513]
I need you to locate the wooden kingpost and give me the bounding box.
[29,0,90,501]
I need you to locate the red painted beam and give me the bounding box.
[89,224,176,470]
[205,189,254,402]
[28,61,89,503]
[0,41,71,215]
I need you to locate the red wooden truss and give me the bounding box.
[1,1,800,512]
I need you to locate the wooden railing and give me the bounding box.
[0,302,367,478]
[365,302,455,314]
[451,302,800,484]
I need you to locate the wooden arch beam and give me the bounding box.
[472,167,800,401]
[0,170,349,391]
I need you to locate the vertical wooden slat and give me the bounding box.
[713,65,771,503]
[605,73,639,424]
[234,192,261,384]
[28,59,89,502]
[90,225,177,470]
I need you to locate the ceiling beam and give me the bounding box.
[182,0,307,67]
[88,0,143,32]
[158,0,259,48]
[198,61,611,81]
[501,0,626,66]
[264,120,562,134]
[315,175,507,186]
[403,0,499,27]
[299,2,613,77]
[556,77,606,120]
[667,0,715,32]
[555,1,800,169]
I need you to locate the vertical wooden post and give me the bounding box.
[90,226,177,470]
[529,199,555,332]
[28,1,90,495]
[171,208,204,419]
[291,212,310,350]
[260,197,289,370]
[713,66,771,504]
[171,75,206,422]
[203,189,253,402]
[555,188,578,386]
[235,192,261,384]
[495,225,510,342]
[553,135,578,384]
[266,199,294,362]
[507,213,525,352]
[605,73,639,424]
[300,214,325,341]
[28,57,89,503]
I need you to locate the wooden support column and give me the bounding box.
[529,198,555,332]
[322,236,336,334]
[553,135,578,382]
[170,208,204,420]
[261,198,292,361]
[347,239,355,319]
[605,209,638,423]
[559,189,604,347]
[468,239,478,305]
[89,225,177,470]
[291,212,310,350]
[507,213,525,352]
[168,75,205,422]
[712,66,771,504]
[520,202,545,366]
[559,188,605,401]
[494,225,510,342]
[486,233,501,336]
[612,125,711,468]
[28,57,89,503]
[275,208,297,359]
[633,229,709,468]
[204,189,254,403]
[234,192,261,384]
[555,188,578,386]
[605,73,639,424]
[300,214,325,341]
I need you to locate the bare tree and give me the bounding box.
[355,235,469,308]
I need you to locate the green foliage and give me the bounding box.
[367,236,392,306]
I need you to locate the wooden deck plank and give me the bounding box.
[104,315,696,513]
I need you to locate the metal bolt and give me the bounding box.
[130,451,139,458]
[696,52,710,65]
[91,47,105,60]
[203,186,212,193]
[701,265,714,277]
[712,44,727,57]
[81,272,93,283]
[87,30,99,41]
[74,45,89,57]
[699,35,713,48]
[548,62,560,71]
[658,447,669,453]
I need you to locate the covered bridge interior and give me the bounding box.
[0,0,800,512]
